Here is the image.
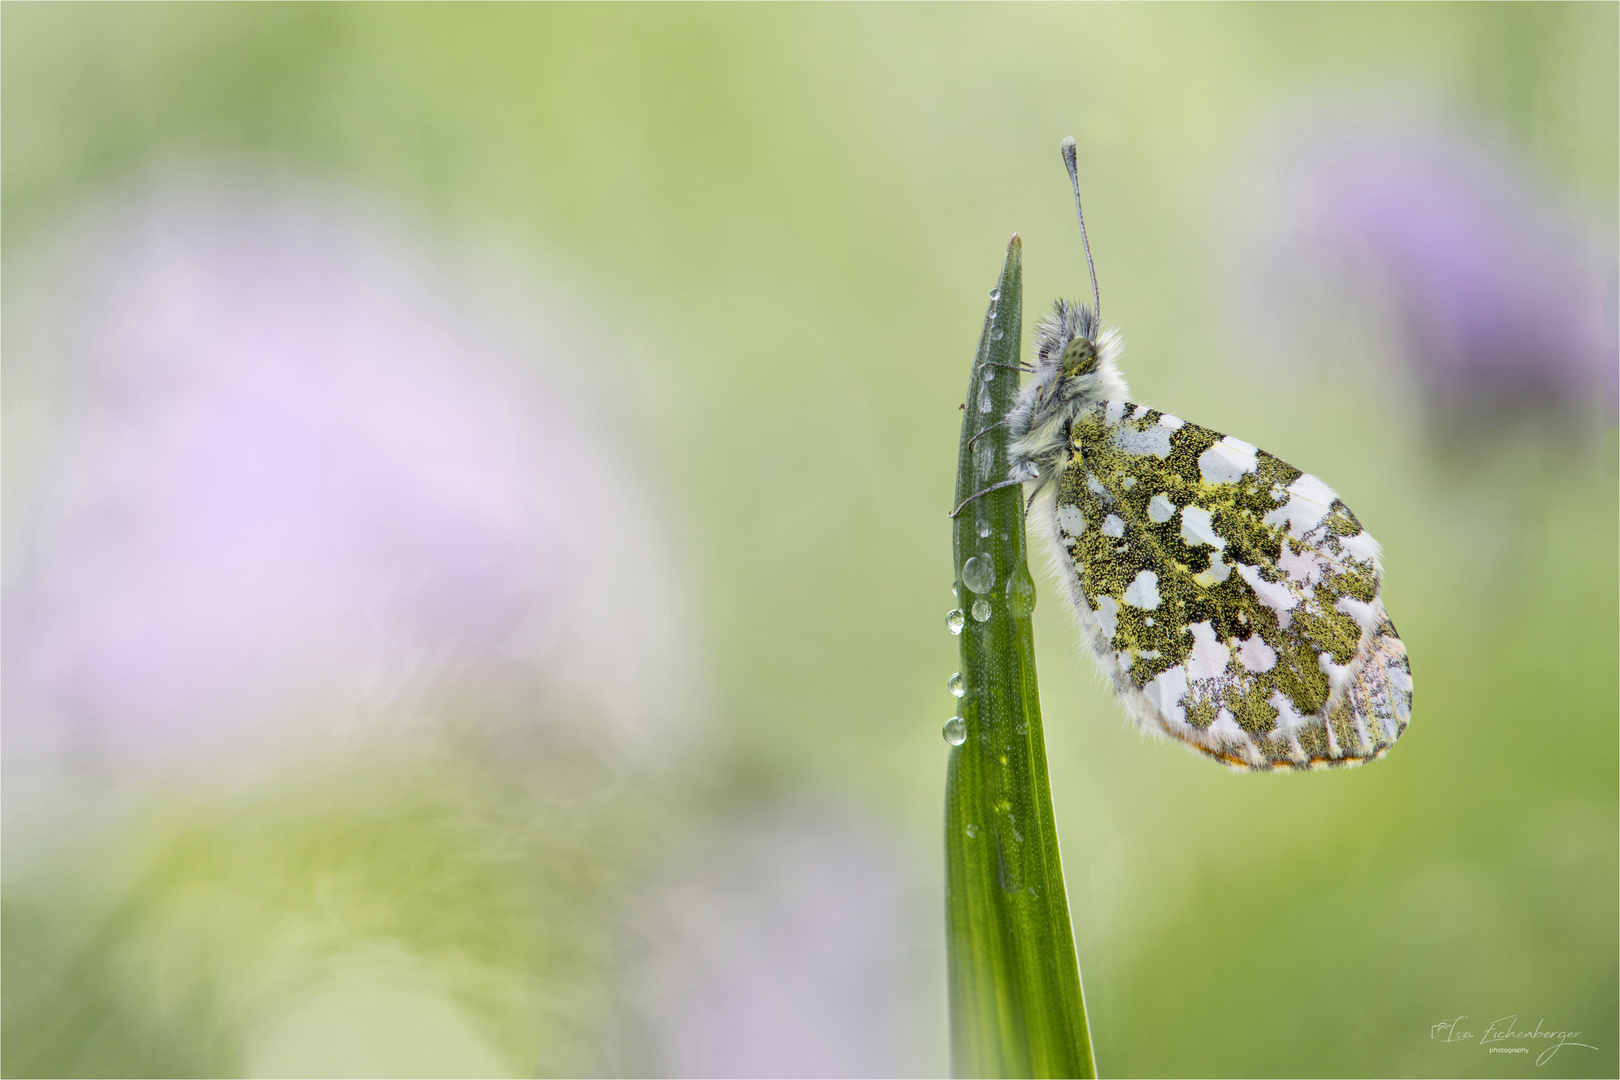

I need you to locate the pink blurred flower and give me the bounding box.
[4,179,692,774]
[1232,111,1617,420]
[627,811,929,1078]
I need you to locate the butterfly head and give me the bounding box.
[1062,335,1099,378]
[1009,299,1127,457]
[1031,299,1121,401]
[1004,139,1128,479]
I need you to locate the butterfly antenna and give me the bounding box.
[1060,136,1101,329]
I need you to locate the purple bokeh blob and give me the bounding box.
[629,812,926,1078]
[4,181,690,773]
[1237,115,1617,419]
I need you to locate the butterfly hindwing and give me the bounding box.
[1048,399,1412,770]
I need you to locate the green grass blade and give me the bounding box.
[945,236,1095,1079]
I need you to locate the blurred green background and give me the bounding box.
[3,4,1615,1078]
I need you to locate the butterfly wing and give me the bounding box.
[1045,399,1412,770]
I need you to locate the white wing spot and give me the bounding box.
[1179,505,1227,550]
[1238,563,1296,628]
[1123,569,1161,609]
[1130,403,1151,420]
[1197,436,1258,485]
[1279,544,1326,585]
[1158,414,1184,430]
[1101,514,1126,537]
[1143,665,1189,723]
[1319,650,1355,699]
[1104,400,1127,424]
[1335,594,1382,636]
[1268,689,1307,734]
[1093,596,1118,638]
[1291,472,1338,506]
[1236,633,1277,673]
[1185,622,1231,680]
[1264,473,1336,537]
[1338,529,1381,565]
[1147,494,1176,523]
[1117,650,1133,672]
[1208,708,1245,744]
[1058,504,1086,537]
[1193,550,1232,586]
[1114,425,1172,458]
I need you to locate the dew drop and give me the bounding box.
[948,672,965,698]
[946,608,965,634]
[992,328,1004,341]
[978,386,993,413]
[977,519,991,539]
[943,716,967,746]
[983,366,996,382]
[972,598,992,622]
[990,288,1000,300]
[1006,564,1037,617]
[962,556,995,593]
[965,823,979,838]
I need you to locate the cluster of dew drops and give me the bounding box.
[943,284,1013,748]
[944,589,968,744]
[943,520,1002,746]
[946,528,997,624]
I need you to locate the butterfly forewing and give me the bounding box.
[1051,400,1412,770]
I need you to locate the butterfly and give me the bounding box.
[954,138,1411,771]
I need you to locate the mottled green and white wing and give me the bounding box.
[1046,399,1412,770]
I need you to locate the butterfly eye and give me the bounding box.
[1061,338,1098,377]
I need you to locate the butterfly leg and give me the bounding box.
[966,419,1010,450]
[977,361,1035,375]
[948,477,1026,518]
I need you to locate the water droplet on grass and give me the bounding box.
[963,556,996,593]
[948,672,964,697]
[1006,565,1037,617]
[972,598,992,622]
[943,716,967,745]
[946,609,965,634]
